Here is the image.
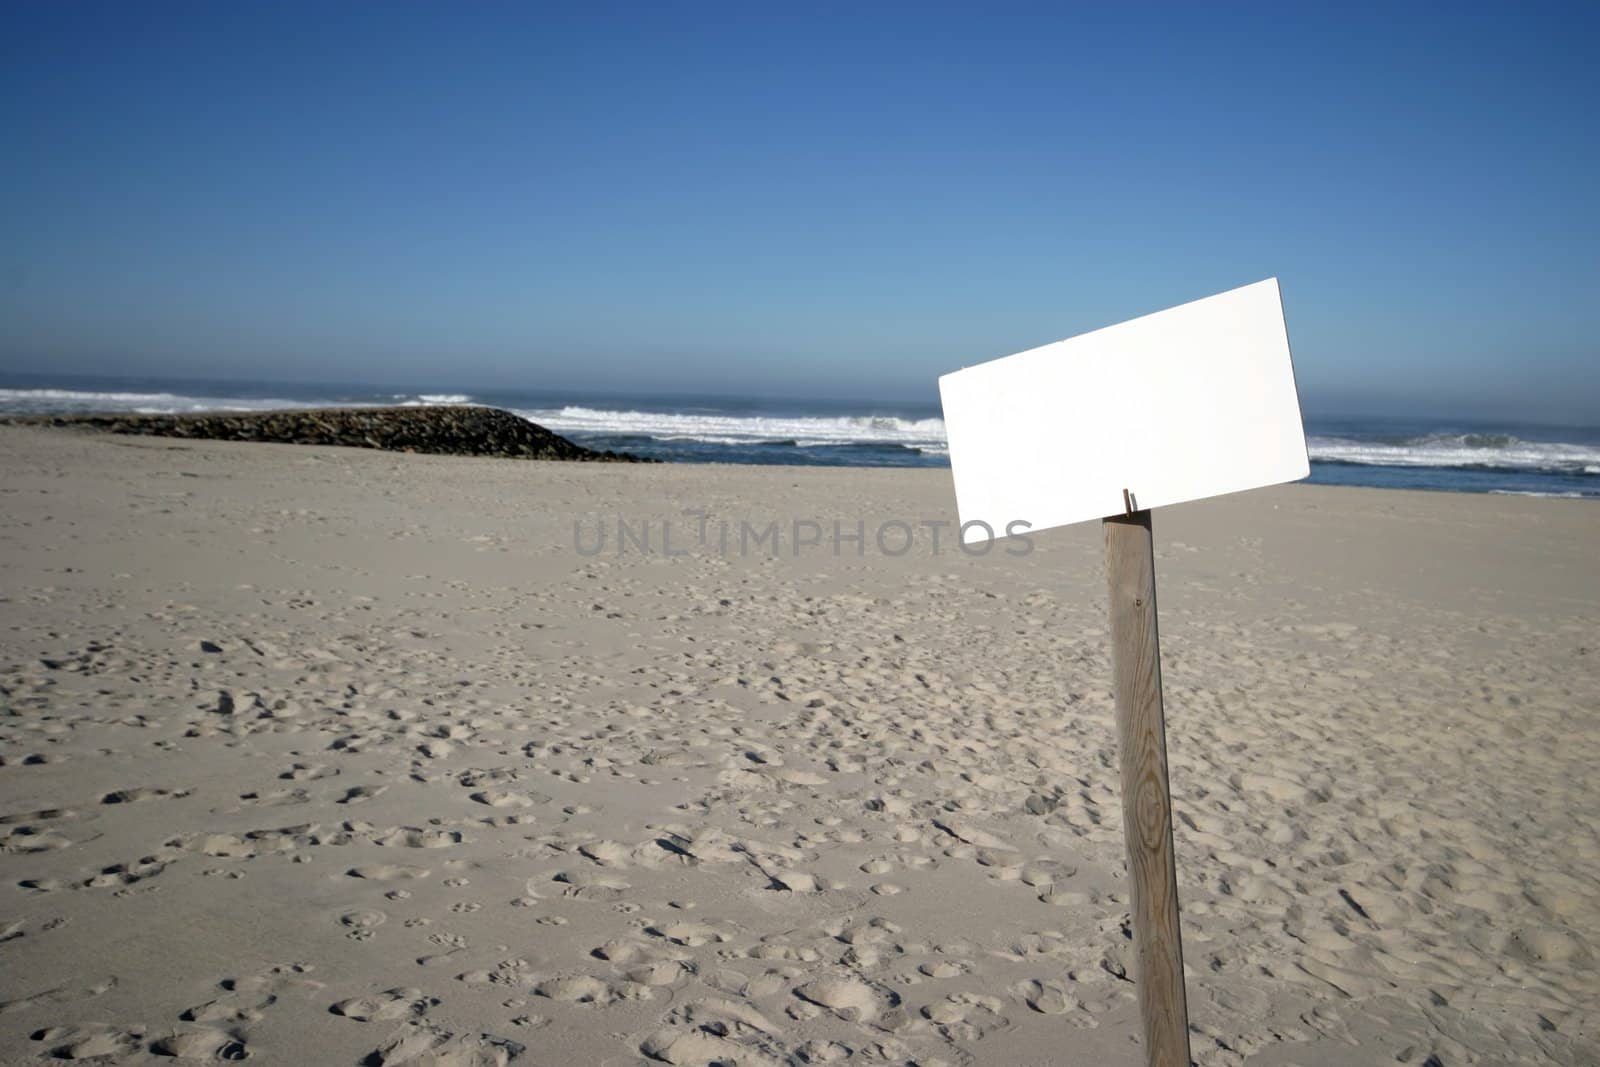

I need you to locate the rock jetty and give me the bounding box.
[6,405,650,462]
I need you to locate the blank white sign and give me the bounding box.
[939,278,1309,543]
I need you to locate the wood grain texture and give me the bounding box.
[1104,511,1193,1067]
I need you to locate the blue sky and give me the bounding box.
[2,3,1596,420]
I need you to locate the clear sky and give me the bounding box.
[2,3,1596,420]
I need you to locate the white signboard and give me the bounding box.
[939,278,1309,542]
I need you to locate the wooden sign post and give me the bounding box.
[938,279,1309,1067]
[1104,509,1190,1065]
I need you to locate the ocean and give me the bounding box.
[3,375,1597,500]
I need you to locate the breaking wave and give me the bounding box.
[516,405,949,453]
[1308,433,1600,475]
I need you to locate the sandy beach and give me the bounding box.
[1,423,1596,1066]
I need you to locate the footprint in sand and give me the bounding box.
[1014,978,1082,1016]
[592,939,694,987]
[339,909,388,935]
[470,791,535,809]
[576,839,634,866]
[930,817,1010,850]
[330,987,438,1022]
[22,851,179,893]
[373,827,463,849]
[100,786,191,804]
[592,938,691,965]
[348,864,431,881]
[30,1023,146,1060]
[678,995,783,1037]
[279,762,339,781]
[920,991,1009,1040]
[531,974,651,1006]
[0,825,76,852]
[0,975,116,1015]
[640,1027,783,1067]
[16,877,67,893]
[793,1039,854,1063]
[175,833,258,859]
[649,921,729,948]
[416,950,465,968]
[545,871,629,901]
[829,916,900,947]
[182,989,277,1024]
[0,806,79,825]
[794,975,900,1025]
[218,962,325,1000]
[705,968,794,1000]
[362,1023,523,1066]
[761,868,824,893]
[150,1027,250,1060]
[624,958,692,987]
[236,788,311,807]
[457,960,533,989]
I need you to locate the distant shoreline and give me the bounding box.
[2,378,1597,496]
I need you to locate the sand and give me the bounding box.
[1,423,1596,1066]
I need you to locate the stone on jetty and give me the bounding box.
[7,405,650,462]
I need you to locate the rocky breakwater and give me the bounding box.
[8,405,652,462]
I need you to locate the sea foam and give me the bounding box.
[517,405,949,453]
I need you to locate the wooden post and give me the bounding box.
[1103,510,1192,1067]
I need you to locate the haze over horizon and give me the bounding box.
[3,366,1596,429]
[3,4,1597,423]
